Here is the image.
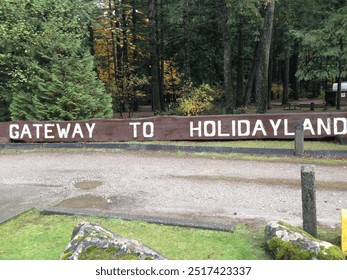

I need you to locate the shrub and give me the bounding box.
[178,83,218,116]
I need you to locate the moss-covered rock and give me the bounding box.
[265,221,344,260]
[60,221,166,260]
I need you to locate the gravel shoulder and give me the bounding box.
[1,150,346,227]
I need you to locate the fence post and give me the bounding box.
[301,166,317,237]
[295,124,304,157]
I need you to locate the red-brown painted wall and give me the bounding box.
[1,112,346,143]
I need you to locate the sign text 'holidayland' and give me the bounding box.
[2,113,347,142]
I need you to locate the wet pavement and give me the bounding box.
[1,150,347,228]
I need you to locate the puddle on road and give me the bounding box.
[74,180,103,190]
[55,194,141,210]
[56,194,107,209]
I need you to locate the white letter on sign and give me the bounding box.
[190,121,202,137]
[269,119,281,136]
[143,122,154,138]
[85,123,96,138]
[204,121,216,137]
[9,124,20,139]
[129,122,141,138]
[334,118,347,135]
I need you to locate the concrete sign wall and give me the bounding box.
[0,112,346,143]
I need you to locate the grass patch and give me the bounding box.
[1,140,347,166]
[0,210,271,260]
[146,140,347,151]
[170,175,347,191]
[182,151,347,166]
[0,210,342,260]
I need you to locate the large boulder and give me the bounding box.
[265,221,344,260]
[60,221,166,260]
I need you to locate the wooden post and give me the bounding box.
[301,166,317,237]
[295,124,304,156]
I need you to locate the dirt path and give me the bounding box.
[1,151,346,227]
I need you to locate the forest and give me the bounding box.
[0,0,346,121]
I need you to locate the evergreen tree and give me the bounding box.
[1,0,113,121]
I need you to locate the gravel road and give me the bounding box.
[1,150,346,227]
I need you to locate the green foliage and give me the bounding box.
[295,5,347,82]
[178,84,219,116]
[267,237,344,260]
[0,0,112,121]
[111,67,149,118]
[267,237,312,260]
[271,82,283,98]
[76,246,138,260]
[266,222,345,260]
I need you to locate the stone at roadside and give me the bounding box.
[60,221,166,260]
[265,221,344,260]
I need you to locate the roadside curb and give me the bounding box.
[41,207,235,233]
[1,142,347,157]
[0,208,34,225]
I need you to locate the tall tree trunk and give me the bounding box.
[255,0,275,114]
[336,36,344,110]
[290,45,299,100]
[158,0,165,110]
[149,0,161,113]
[182,0,191,80]
[282,53,290,105]
[109,0,117,82]
[122,3,128,75]
[220,0,234,113]
[131,0,138,61]
[236,11,244,108]
[243,42,260,106]
[267,37,274,109]
[108,0,121,115]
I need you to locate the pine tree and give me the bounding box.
[3,0,113,121]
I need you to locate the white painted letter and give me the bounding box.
[238,120,250,137]
[217,120,230,137]
[129,122,141,138]
[252,120,267,136]
[317,118,331,136]
[9,124,19,139]
[303,118,315,135]
[190,121,202,137]
[32,124,43,139]
[44,124,55,139]
[21,124,32,139]
[56,124,71,138]
[85,123,96,138]
[231,120,236,137]
[71,124,84,138]
[333,118,347,135]
[204,121,216,137]
[269,119,282,136]
[143,122,154,138]
[284,119,295,136]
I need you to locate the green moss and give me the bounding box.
[60,250,73,260]
[116,253,139,260]
[277,221,318,241]
[317,245,345,260]
[78,246,142,260]
[75,236,85,243]
[267,237,344,260]
[267,237,313,260]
